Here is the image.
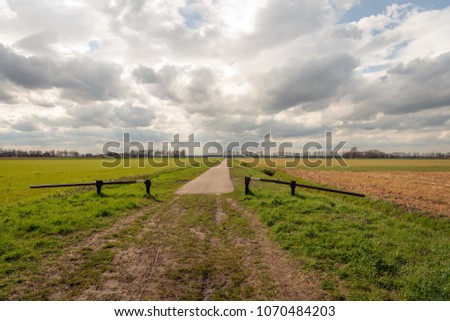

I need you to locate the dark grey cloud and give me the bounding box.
[7,113,57,133]
[0,44,56,89]
[185,68,217,104]
[14,29,59,56]
[10,116,45,132]
[60,59,125,102]
[350,52,450,118]
[384,53,450,113]
[65,104,112,128]
[133,65,162,84]
[64,102,154,129]
[112,103,154,128]
[329,24,362,39]
[199,113,327,141]
[255,53,358,112]
[145,65,183,102]
[0,82,16,103]
[342,107,450,132]
[140,65,225,115]
[0,44,124,102]
[0,130,60,148]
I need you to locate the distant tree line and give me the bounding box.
[1,147,449,159]
[0,148,94,158]
[104,149,187,158]
[0,148,188,158]
[342,147,450,159]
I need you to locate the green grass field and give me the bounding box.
[0,158,202,205]
[0,158,448,300]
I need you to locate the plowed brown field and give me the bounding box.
[284,169,450,217]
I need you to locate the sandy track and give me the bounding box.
[176,161,234,195]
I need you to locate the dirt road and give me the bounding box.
[9,166,325,300]
[72,195,325,300]
[176,161,234,195]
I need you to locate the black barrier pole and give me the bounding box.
[31,179,152,196]
[30,182,96,188]
[295,183,365,197]
[258,178,291,186]
[246,177,365,198]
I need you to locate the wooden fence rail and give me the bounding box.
[30,179,151,195]
[245,176,365,198]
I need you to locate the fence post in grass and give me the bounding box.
[96,180,103,195]
[145,179,151,195]
[290,180,296,196]
[245,176,251,195]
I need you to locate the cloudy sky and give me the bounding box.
[1,0,449,153]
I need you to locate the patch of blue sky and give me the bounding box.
[386,40,412,60]
[178,3,204,29]
[371,29,383,37]
[359,64,391,74]
[88,40,100,52]
[340,0,450,23]
[370,20,402,37]
[179,9,204,29]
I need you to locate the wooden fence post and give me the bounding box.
[145,179,151,195]
[290,180,296,196]
[96,180,103,195]
[245,176,251,195]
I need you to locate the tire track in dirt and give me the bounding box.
[76,198,183,300]
[226,198,328,300]
[9,203,161,300]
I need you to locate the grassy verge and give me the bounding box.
[232,162,450,300]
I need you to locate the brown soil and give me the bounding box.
[284,169,450,217]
